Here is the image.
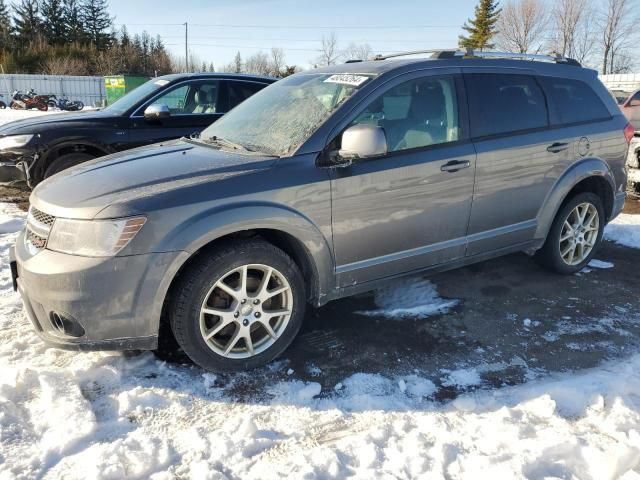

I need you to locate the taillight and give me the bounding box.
[624,123,636,144]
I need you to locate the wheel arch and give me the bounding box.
[152,204,335,342]
[535,157,616,241]
[33,138,112,182]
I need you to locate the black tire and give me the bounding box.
[44,152,95,179]
[535,192,605,274]
[0,101,6,109]
[169,239,306,372]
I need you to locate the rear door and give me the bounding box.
[224,80,270,112]
[128,80,222,148]
[464,71,568,256]
[330,71,476,286]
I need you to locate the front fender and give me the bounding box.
[154,202,335,305]
[534,157,616,240]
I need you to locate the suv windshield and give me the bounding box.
[104,78,170,115]
[201,73,372,156]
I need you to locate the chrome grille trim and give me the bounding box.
[25,207,56,253]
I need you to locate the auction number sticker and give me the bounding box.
[154,79,170,86]
[324,74,370,87]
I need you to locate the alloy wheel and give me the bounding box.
[559,202,599,266]
[199,264,293,359]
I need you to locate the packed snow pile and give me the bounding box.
[2,201,640,477]
[605,213,640,250]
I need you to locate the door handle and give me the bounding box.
[440,160,471,172]
[547,142,569,153]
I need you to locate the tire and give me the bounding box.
[10,101,20,110]
[0,101,6,109]
[36,102,48,112]
[169,239,306,372]
[44,152,95,179]
[535,192,605,274]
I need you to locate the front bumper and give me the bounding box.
[12,233,187,351]
[0,161,27,184]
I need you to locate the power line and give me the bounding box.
[114,22,459,30]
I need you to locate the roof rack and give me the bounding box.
[373,48,581,66]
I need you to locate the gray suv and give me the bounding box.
[10,50,631,372]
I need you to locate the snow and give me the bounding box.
[357,277,458,319]
[588,259,615,269]
[3,184,640,476]
[605,213,640,249]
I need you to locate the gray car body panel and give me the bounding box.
[14,57,629,349]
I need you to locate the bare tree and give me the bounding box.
[343,42,373,61]
[548,0,593,60]
[245,51,270,76]
[496,0,548,53]
[269,47,286,76]
[317,32,340,66]
[600,0,637,74]
[40,56,89,75]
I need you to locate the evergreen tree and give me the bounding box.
[81,0,112,50]
[459,0,501,50]
[208,62,215,72]
[63,0,84,42]
[233,51,242,73]
[119,25,130,47]
[0,0,13,49]
[41,0,67,44]
[13,0,42,43]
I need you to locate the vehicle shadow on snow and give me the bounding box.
[152,240,640,408]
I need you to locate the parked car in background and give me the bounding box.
[610,89,633,105]
[10,50,630,373]
[619,88,640,126]
[0,73,275,187]
[628,134,640,193]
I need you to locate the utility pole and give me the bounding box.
[184,22,189,73]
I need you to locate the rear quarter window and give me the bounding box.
[540,77,611,125]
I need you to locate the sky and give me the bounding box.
[108,0,480,69]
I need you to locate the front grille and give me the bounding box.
[30,207,55,228]
[25,207,56,253]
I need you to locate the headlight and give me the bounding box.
[47,217,147,257]
[0,135,34,150]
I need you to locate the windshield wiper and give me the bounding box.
[204,135,250,152]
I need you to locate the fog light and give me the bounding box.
[49,312,85,338]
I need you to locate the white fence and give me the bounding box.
[0,74,106,107]
[600,73,640,93]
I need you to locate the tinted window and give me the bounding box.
[351,76,460,152]
[466,74,548,138]
[540,77,610,125]
[227,81,267,111]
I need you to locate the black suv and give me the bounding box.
[0,73,275,187]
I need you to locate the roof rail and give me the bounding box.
[374,48,581,66]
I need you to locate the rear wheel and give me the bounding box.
[169,240,306,372]
[44,152,95,179]
[535,192,605,274]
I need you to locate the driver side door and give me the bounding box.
[329,71,476,287]
[128,80,222,148]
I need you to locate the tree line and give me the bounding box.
[459,0,639,74]
[0,0,173,76]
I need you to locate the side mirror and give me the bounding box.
[338,124,388,161]
[144,104,170,121]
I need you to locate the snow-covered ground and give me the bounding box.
[2,108,640,478]
[2,202,640,479]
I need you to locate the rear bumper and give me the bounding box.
[12,236,187,351]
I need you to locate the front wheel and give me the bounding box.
[535,192,605,274]
[169,240,306,372]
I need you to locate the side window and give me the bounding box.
[540,77,610,125]
[351,76,460,153]
[631,91,640,103]
[156,85,188,113]
[226,81,267,111]
[151,81,220,115]
[466,74,548,138]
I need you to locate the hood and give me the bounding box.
[31,140,277,219]
[0,109,112,134]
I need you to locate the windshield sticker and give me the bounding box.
[154,79,170,86]
[324,74,369,87]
